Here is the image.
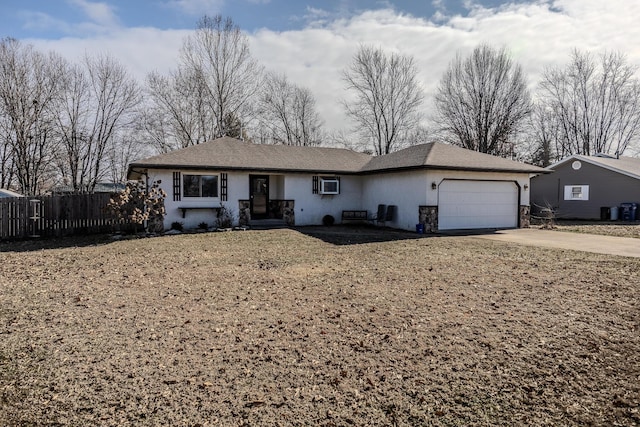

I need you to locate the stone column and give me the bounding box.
[283,200,295,226]
[519,205,531,228]
[238,200,250,226]
[419,206,438,233]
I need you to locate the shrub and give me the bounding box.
[170,221,184,231]
[216,206,234,229]
[198,222,209,230]
[107,179,167,233]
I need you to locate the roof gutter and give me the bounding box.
[127,163,365,175]
[358,164,549,175]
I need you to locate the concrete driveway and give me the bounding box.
[473,228,640,258]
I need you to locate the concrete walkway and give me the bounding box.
[473,228,640,258]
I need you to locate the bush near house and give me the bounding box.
[107,180,166,233]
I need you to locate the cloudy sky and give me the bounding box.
[2,0,639,134]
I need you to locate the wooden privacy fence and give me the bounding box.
[0,193,132,240]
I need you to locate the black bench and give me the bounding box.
[178,206,221,218]
[341,210,368,223]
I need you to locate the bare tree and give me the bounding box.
[106,131,150,185]
[342,45,424,155]
[145,67,216,150]
[536,49,640,158]
[181,15,262,137]
[136,105,175,154]
[0,115,15,189]
[259,72,323,146]
[434,44,531,158]
[0,38,64,195]
[524,103,561,167]
[145,15,262,151]
[53,53,140,192]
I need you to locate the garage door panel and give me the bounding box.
[438,180,518,230]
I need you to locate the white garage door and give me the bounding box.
[438,180,518,230]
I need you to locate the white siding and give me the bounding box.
[361,171,429,231]
[270,175,285,199]
[284,174,363,225]
[146,169,248,230]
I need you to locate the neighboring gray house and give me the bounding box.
[128,136,546,232]
[0,189,23,198]
[531,154,640,220]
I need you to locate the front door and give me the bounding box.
[250,175,269,219]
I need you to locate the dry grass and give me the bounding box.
[1,227,639,426]
[549,220,640,239]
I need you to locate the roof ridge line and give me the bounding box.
[421,141,436,166]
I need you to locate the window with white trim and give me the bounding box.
[320,178,340,194]
[564,185,589,201]
[184,174,218,198]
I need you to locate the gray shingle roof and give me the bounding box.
[129,137,372,174]
[554,154,640,180]
[128,136,546,176]
[360,142,546,173]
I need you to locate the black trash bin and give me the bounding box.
[600,206,610,221]
[629,203,638,221]
[620,203,636,221]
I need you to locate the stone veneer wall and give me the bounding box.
[282,200,295,226]
[418,206,438,233]
[238,200,251,226]
[519,205,530,228]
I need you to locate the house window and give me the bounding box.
[320,177,340,194]
[564,185,589,201]
[184,174,218,198]
[571,187,582,198]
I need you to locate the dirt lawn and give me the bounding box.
[1,227,639,426]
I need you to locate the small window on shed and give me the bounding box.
[564,185,589,201]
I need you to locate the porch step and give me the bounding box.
[249,219,288,230]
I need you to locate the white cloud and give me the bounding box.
[29,28,188,82]
[18,0,121,36]
[67,0,120,28]
[20,11,74,34]
[26,0,640,135]
[165,0,225,15]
